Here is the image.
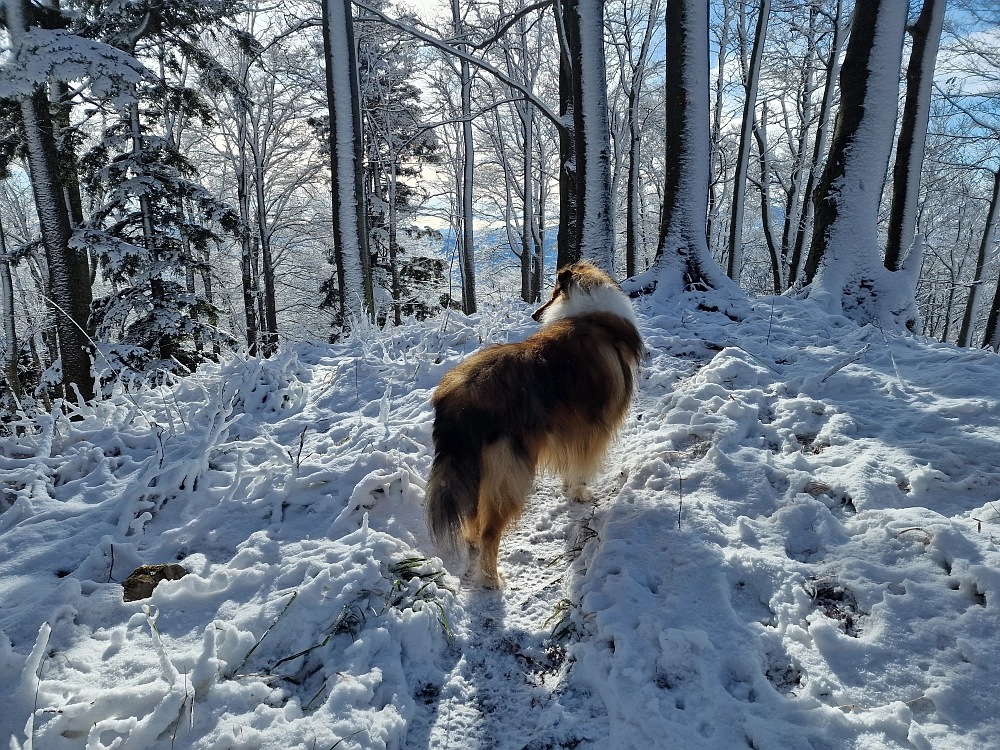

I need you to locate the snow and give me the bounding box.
[3,290,1000,749]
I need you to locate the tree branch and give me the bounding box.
[352,0,563,130]
[464,0,552,50]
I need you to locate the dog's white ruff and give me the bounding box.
[539,284,639,329]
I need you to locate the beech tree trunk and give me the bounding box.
[450,0,477,314]
[645,0,736,296]
[804,0,911,326]
[971,170,1000,348]
[253,141,279,354]
[0,217,20,398]
[884,0,946,271]
[556,0,614,273]
[556,0,579,269]
[788,0,846,287]
[727,0,770,284]
[322,0,375,324]
[235,100,260,354]
[624,0,659,279]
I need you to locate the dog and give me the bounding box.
[425,261,644,586]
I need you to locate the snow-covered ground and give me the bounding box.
[2,290,998,749]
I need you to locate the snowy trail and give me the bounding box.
[421,475,608,750]
[419,343,703,750]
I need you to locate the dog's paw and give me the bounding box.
[564,482,593,503]
[473,566,506,588]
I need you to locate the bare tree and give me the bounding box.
[5,0,94,400]
[804,0,919,328]
[885,0,946,271]
[322,0,375,324]
[726,0,769,285]
[640,0,735,296]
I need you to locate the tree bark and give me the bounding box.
[707,2,733,258]
[753,103,781,294]
[448,0,477,313]
[235,99,260,355]
[788,0,846,287]
[779,3,818,287]
[20,93,94,400]
[322,0,375,324]
[8,0,94,400]
[625,0,659,279]
[971,170,1000,348]
[555,0,579,269]
[253,141,279,354]
[0,217,21,398]
[646,0,736,296]
[727,0,770,284]
[805,0,912,320]
[571,0,614,272]
[884,0,946,271]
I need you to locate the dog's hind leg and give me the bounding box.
[474,438,535,587]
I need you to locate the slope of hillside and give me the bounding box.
[1,291,997,749]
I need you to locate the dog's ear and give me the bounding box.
[557,267,573,286]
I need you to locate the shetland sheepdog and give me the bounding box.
[425,261,644,586]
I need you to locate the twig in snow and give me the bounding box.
[676,467,686,530]
[819,344,871,384]
[725,342,781,373]
[286,426,308,468]
[873,320,907,392]
[329,729,365,749]
[233,591,299,676]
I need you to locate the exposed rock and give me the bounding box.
[122,563,188,602]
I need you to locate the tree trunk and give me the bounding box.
[322,0,375,324]
[803,0,909,325]
[727,0,770,284]
[387,156,403,326]
[788,0,846,288]
[753,103,781,293]
[707,2,733,257]
[533,137,547,300]
[971,170,1000,348]
[625,0,659,279]
[522,102,536,301]
[0,217,21,398]
[253,151,279,354]
[780,3,818,286]
[556,0,579,269]
[571,0,614,272]
[235,101,260,354]
[449,0,477,314]
[646,0,736,296]
[8,0,94,401]
[51,81,94,336]
[884,0,946,271]
[20,93,94,400]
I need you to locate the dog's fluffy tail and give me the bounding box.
[425,431,481,551]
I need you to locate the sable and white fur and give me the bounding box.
[425,262,644,586]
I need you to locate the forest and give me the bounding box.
[0,0,997,408]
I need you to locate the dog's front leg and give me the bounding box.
[562,478,594,503]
